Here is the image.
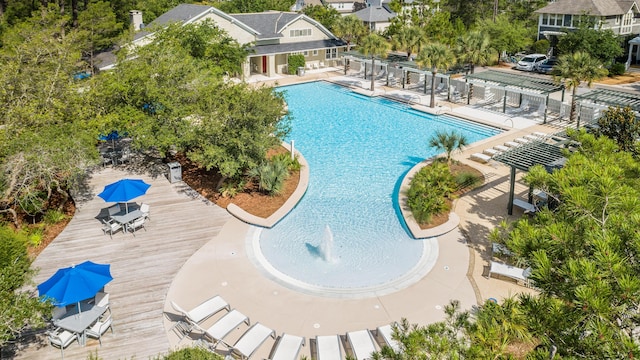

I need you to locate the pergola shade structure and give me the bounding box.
[492,134,571,215]
[573,88,640,122]
[464,70,566,123]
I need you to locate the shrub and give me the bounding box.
[160,347,222,360]
[43,209,68,225]
[407,162,456,224]
[271,152,301,171]
[454,171,482,190]
[608,62,626,76]
[532,39,549,55]
[248,156,290,196]
[287,54,305,75]
[219,178,246,198]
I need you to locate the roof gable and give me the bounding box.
[534,0,639,16]
[229,12,336,39]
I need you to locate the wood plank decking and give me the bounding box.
[17,167,230,359]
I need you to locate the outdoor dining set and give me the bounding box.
[38,261,115,358]
[98,178,151,237]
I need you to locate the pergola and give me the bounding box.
[492,136,570,215]
[464,70,566,123]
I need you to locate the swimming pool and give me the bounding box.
[249,81,500,296]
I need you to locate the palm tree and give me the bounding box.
[555,52,608,125]
[358,33,390,92]
[416,42,456,108]
[428,130,468,165]
[456,30,493,100]
[392,25,426,85]
[333,15,367,74]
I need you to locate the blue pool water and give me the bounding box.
[255,81,499,292]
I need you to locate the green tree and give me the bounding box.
[480,13,532,64]
[428,130,468,165]
[556,24,623,67]
[77,0,123,70]
[455,30,493,99]
[216,0,295,13]
[422,10,458,47]
[332,14,366,52]
[596,106,640,155]
[302,5,340,31]
[0,225,51,349]
[501,133,640,358]
[554,51,608,124]
[391,25,424,61]
[357,33,390,92]
[416,42,456,108]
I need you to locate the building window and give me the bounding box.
[325,48,337,59]
[313,50,318,56]
[622,11,633,34]
[290,28,312,37]
[542,13,548,25]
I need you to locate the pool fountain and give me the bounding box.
[318,225,336,263]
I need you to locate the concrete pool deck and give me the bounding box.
[20,69,550,359]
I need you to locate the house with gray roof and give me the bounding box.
[353,0,396,32]
[125,4,346,79]
[534,0,640,40]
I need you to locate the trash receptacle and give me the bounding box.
[297,66,305,76]
[167,162,182,183]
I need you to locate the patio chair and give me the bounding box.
[48,328,77,359]
[102,219,122,239]
[489,261,533,286]
[229,322,276,360]
[85,314,114,346]
[316,335,342,360]
[202,309,250,348]
[269,334,305,360]
[375,324,401,352]
[169,295,230,341]
[140,203,150,220]
[346,330,378,360]
[94,292,111,315]
[107,204,121,217]
[470,153,491,164]
[127,217,146,236]
[52,306,67,321]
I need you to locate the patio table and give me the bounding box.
[54,304,106,346]
[111,209,144,231]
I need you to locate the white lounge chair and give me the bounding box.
[483,148,501,157]
[170,296,230,340]
[512,99,531,114]
[470,153,491,163]
[504,141,520,148]
[203,309,250,348]
[513,137,529,144]
[376,324,401,352]
[494,145,510,152]
[347,330,378,360]
[513,198,537,214]
[523,134,540,141]
[532,131,548,138]
[489,261,533,286]
[269,334,305,360]
[230,322,276,360]
[316,335,342,360]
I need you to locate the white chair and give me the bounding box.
[107,204,121,217]
[376,324,401,352]
[489,261,533,286]
[170,296,230,341]
[202,309,250,348]
[230,322,276,360]
[102,219,122,238]
[127,217,146,235]
[94,292,110,315]
[470,153,491,164]
[494,145,510,152]
[346,330,378,360]
[85,314,114,346]
[48,328,77,359]
[52,306,67,321]
[316,335,342,360]
[140,203,150,220]
[483,148,501,157]
[269,334,305,360]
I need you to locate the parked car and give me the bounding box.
[515,54,547,72]
[535,58,558,74]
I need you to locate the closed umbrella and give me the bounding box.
[38,261,113,310]
[98,178,151,213]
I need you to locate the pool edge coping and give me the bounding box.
[227,141,309,228]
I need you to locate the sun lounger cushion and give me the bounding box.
[205,309,249,344]
[347,330,378,360]
[494,145,509,152]
[471,153,491,163]
[524,134,540,141]
[232,323,275,360]
[483,148,501,157]
[270,334,305,360]
[504,141,520,148]
[316,335,342,360]
[532,132,547,138]
[376,325,401,352]
[513,137,529,144]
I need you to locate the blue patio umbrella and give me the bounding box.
[98,178,151,213]
[38,261,113,308]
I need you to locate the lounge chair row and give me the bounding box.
[470,132,549,164]
[169,296,402,360]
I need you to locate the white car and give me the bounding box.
[516,54,547,72]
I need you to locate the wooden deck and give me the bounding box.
[17,167,230,359]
